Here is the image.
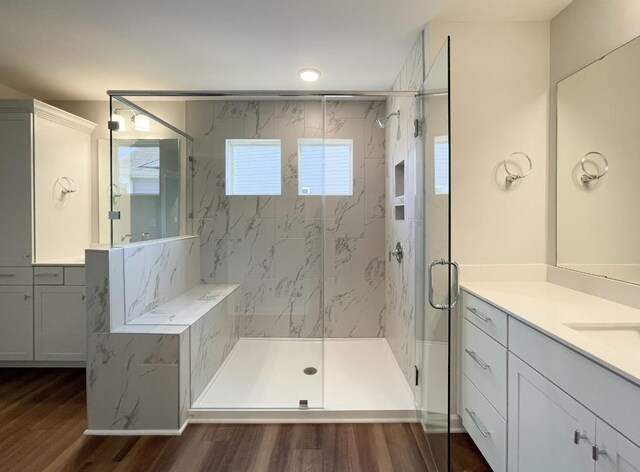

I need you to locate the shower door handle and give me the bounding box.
[428,259,459,310]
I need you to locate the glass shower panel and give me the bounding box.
[415,38,452,471]
[109,96,193,245]
[187,97,325,410]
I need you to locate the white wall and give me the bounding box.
[428,22,550,266]
[0,82,30,99]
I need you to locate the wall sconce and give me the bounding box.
[132,113,150,132]
[110,110,126,132]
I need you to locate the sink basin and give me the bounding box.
[564,322,640,345]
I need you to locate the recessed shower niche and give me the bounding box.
[394,160,405,220]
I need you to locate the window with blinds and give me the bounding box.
[298,138,353,195]
[434,135,449,195]
[225,139,282,195]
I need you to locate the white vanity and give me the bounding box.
[460,282,640,472]
[0,100,95,364]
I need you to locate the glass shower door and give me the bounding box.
[415,37,455,471]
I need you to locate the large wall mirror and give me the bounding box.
[556,35,640,285]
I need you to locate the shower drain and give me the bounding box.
[303,367,317,375]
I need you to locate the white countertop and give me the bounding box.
[127,284,240,326]
[461,281,640,386]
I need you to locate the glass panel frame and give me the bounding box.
[415,37,452,471]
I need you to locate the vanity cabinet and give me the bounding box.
[508,353,595,471]
[460,287,640,472]
[0,100,94,366]
[596,420,640,472]
[34,286,86,361]
[0,286,34,360]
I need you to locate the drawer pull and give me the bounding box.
[574,430,588,444]
[465,408,490,438]
[592,445,607,461]
[0,274,16,277]
[465,349,490,369]
[36,273,59,278]
[467,307,491,323]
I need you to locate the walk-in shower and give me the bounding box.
[106,36,451,467]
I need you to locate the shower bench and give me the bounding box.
[85,237,243,435]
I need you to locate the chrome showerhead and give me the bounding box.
[375,110,400,128]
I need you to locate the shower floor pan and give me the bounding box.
[190,338,416,423]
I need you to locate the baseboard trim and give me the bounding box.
[0,361,85,368]
[84,422,188,436]
[188,408,418,424]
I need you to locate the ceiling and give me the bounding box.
[0,0,573,100]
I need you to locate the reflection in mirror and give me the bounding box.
[113,139,180,242]
[108,97,193,245]
[556,35,640,285]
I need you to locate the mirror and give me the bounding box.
[556,35,640,285]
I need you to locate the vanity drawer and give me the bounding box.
[461,375,507,472]
[64,267,85,286]
[34,267,64,285]
[0,267,33,285]
[462,291,508,346]
[462,319,507,418]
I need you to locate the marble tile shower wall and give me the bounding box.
[187,100,387,338]
[385,33,425,384]
[123,237,201,322]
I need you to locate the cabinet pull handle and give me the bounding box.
[0,274,15,277]
[465,408,490,438]
[24,294,31,300]
[36,273,59,278]
[573,430,588,444]
[466,307,491,323]
[592,445,607,461]
[465,349,490,369]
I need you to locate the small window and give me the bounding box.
[434,136,449,195]
[298,138,353,195]
[226,139,282,195]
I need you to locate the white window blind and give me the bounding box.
[434,136,449,195]
[226,139,281,195]
[298,138,353,195]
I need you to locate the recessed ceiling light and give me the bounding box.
[299,68,321,82]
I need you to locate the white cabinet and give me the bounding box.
[508,353,596,471]
[34,286,86,361]
[596,420,640,472]
[0,286,34,360]
[0,112,33,266]
[460,287,640,472]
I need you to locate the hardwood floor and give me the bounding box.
[0,369,490,472]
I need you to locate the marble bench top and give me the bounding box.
[126,284,240,327]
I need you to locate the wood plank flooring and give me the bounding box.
[0,368,490,472]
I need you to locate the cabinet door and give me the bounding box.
[34,286,85,361]
[508,353,596,472]
[0,113,33,266]
[596,419,640,472]
[0,286,34,360]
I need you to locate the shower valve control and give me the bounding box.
[389,242,404,263]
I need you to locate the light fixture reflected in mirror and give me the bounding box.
[110,110,126,132]
[132,113,150,132]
